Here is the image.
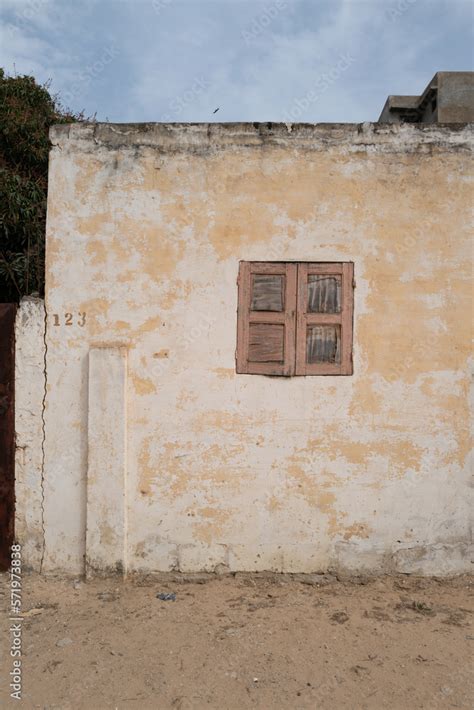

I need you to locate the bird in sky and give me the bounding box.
[213,108,220,114]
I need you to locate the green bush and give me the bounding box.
[0,69,83,301]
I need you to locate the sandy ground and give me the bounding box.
[0,571,472,710]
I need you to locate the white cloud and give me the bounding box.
[0,0,472,122]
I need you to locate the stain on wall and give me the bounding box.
[36,122,472,575]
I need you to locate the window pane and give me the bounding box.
[306,325,341,364]
[249,323,284,362]
[251,275,284,311]
[307,275,341,313]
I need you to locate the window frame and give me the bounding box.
[236,262,297,376]
[236,261,354,376]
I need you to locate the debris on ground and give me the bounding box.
[55,637,73,648]
[156,592,177,601]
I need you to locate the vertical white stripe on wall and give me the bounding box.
[86,347,128,576]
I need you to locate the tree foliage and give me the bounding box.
[0,69,82,302]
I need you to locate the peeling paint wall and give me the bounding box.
[39,122,473,576]
[15,298,45,571]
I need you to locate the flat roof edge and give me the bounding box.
[49,121,474,154]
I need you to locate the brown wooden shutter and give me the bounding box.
[236,262,297,376]
[295,262,354,375]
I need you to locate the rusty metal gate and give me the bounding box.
[0,304,16,570]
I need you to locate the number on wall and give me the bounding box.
[52,313,87,327]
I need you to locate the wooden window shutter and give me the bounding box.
[295,262,354,375]
[236,262,297,376]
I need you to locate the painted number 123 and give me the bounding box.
[52,313,86,327]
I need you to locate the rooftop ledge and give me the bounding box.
[49,121,474,154]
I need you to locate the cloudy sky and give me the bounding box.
[1,0,473,123]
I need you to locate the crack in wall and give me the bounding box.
[39,305,47,574]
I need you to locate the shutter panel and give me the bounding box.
[236,262,297,376]
[295,262,354,375]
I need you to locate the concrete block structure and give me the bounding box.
[379,71,474,123]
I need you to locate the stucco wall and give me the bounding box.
[41,122,473,576]
[15,297,45,571]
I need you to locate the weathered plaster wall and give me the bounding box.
[15,297,45,571]
[42,122,473,576]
